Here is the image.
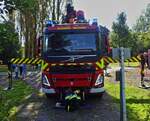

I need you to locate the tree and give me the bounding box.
[136,32,150,52]
[111,12,140,55]
[132,3,150,53]
[0,23,21,64]
[0,0,15,21]
[111,12,132,48]
[0,0,66,58]
[133,3,150,32]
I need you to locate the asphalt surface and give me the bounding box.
[0,67,150,121]
[0,70,120,121]
[16,92,120,121]
[1,66,150,121]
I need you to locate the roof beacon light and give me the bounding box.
[77,10,85,22]
[46,20,54,27]
[92,18,98,26]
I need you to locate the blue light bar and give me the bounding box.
[92,18,98,26]
[45,20,54,26]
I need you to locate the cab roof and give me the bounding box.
[44,23,99,34]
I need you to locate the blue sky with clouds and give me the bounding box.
[74,0,150,29]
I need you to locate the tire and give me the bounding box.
[88,92,104,99]
[98,92,104,99]
[45,93,53,98]
[81,91,86,101]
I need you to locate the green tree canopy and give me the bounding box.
[133,3,150,32]
[135,32,150,52]
[111,12,140,55]
[111,12,132,47]
[0,0,66,57]
[0,23,21,64]
[132,3,150,53]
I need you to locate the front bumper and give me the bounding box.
[42,87,56,94]
[89,87,105,94]
[42,86,105,95]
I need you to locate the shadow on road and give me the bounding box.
[14,92,120,121]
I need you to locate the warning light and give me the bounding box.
[45,20,54,27]
[92,18,98,26]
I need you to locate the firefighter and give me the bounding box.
[22,64,26,79]
[140,53,146,87]
[144,52,149,68]
[7,70,12,89]
[65,89,81,112]
[19,64,23,77]
[15,65,19,79]
[65,3,76,23]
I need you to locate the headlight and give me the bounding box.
[42,75,50,86]
[95,74,104,86]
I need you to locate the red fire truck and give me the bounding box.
[40,2,110,100]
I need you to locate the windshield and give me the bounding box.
[43,33,97,55]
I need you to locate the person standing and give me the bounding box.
[19,64,23,77]
[15,65,19,79]
[140,53,146,87]
[22,64,26,79]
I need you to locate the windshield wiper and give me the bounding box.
[72,48,94,52]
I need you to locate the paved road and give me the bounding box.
[1,67,149,121]
[18,72,120,121]
[16,92,120,121]
[0,71,120,121]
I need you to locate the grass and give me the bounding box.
[124,62,140,67]
[0,80,35,121]
[109,62,140,68]
[0,65,8,72]
[105,80,150,121]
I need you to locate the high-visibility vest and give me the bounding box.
[65,94,81,100]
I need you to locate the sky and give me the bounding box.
[74,0,150,29]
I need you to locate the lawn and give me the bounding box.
[0,80,35,121]
[105,80,150,121]
[109,62,140,68]
[124,62,140,67]
[0,65,8,72]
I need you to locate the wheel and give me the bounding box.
[45,93,52,98]
[82,91,86,101]
[98,92,104,99]
[67,105,70,112]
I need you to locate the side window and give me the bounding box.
[98,33,102,51]
[98,32,109,55]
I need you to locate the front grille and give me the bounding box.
[50,65,95,74]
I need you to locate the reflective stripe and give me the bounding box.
[79,63,85,65]
[13,58,20,64]
[65,94,81,100]
[23,58,29,64]
[41,60,49,70]
[37,59,42,64]
[11,58,15,62]
[70,94,79,100]
[104,58,110,63]
[67,105,70,112]
[65,95,71,100]
[18,58,24,64]
[59,63,64,66]
[96,59,104,69]
[32,58,39,64]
